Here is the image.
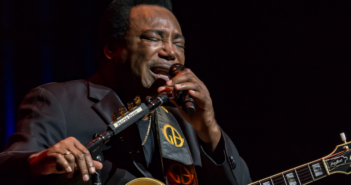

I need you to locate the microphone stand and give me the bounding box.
[87,92,170,185]
[55,92,171,181]
[85,92,170,154]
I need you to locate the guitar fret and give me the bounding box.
[310,161,327,179]
[270,177,274,185]
[307,164,315,181]
[282,173,288,185]
[272,175,286,185]
[260,179,273,185]
[284,170,300,185]
[294,169,302,185]
[246,139,351,185]
[249,157,332,185]
[295,165,314,184]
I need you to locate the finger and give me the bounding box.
[174,82,203,92]
[167,68,199,86]
[157,86,173,94]
[93,161,103,171]
[68,146,90,181]
[188,90,211,108]
[64,154,75,178]
[52,153,72,174]
[72,139,95,174]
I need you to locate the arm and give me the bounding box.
[198,128,252,185]
[159,68,251,185]
[0,87,101,185]
[0,87,66,184]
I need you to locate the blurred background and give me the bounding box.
[1,0,351,184]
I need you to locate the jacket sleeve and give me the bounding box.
[0,87,67,185]
[197,128,252,185]
[166,106,252,185]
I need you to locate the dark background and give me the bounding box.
[1,0,351,184]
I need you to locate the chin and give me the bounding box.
[142,78,166,93]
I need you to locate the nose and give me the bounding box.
[159,40,176,61]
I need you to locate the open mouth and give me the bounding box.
[150,66,170,81]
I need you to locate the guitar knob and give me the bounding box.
[340,132,347,144]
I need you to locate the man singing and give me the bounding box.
[0,0,251,184]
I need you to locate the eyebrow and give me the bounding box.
[174,33,185,40]
[142,29,185,40]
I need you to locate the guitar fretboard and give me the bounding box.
[249,159,329,185]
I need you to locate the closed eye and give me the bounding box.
[174,42,185,49]
[141,35,161,42]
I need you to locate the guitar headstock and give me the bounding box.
[323,133,351,175]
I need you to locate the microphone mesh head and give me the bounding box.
[169,63,185,78]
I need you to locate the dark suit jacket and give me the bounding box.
[0,80,251,185]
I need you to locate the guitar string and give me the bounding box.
[260,176,314,185]
[258,149,351,185]
[265,169,311,184]
[266,166,315,185]
[325,149,351,158]
[272,180,285,185]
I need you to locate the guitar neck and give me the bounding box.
[249,158,329,185]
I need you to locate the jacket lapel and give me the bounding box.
[88,82,124,125]
[87,81,150,177]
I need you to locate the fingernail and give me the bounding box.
[174,84,180,89]
[90,167,95,173]
[167,80,172,85]
[67,166,72,172]
[83,174,89,181]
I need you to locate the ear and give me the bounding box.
[103,44,115,60]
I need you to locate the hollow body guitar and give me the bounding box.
[126,133,351,185]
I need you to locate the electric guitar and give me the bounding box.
[126,133,351,185]
[249,133,351,185]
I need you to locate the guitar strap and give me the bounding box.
[155,106,198,185]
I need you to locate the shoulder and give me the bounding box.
[22,80,89,105]
[39,79,87,93]
[36,79,88,98]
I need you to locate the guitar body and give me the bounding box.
[126,177,165,185]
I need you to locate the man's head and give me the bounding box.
[99,0,185,91]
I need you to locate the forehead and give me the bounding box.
[129,5,182,34]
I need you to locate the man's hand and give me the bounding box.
[28,137,103,181]
[158,68,221,151]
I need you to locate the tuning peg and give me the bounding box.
[340,132,347,144]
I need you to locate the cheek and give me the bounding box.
[137,41,161,63]
[176,49,185,65]
[130,41,161,75]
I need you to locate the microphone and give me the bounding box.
[169,63,196,115]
